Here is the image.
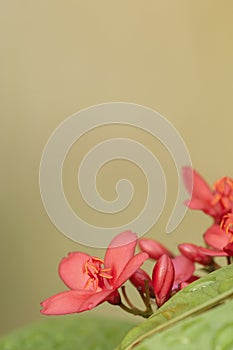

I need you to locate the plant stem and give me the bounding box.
[121,286,135,309]
[118,302,153,318]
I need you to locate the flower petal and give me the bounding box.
[172,255,195,286]
[114,252,149,289]
[78,289,114,312]
[59,252,92,290]
[198,247,228,256]
[204,225,229,250]
[104,231,137,281]
[40,290,94,315]
[182,167,215,212]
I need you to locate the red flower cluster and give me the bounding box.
[41,232,197,316]
[40,167,233,318]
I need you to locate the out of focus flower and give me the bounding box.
[40,231,148,315]
[183,167,233,223]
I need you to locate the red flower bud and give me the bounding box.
[223,242,233,256]
[178,243,212,265]
[139,238,174,260]
[107,290,121,305]
[130,268,154,298]
[152,254,175,307]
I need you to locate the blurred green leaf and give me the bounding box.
[117,263,233,350]
[0,315,134,350]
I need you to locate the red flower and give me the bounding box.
[198,224,233,257]
[40,231,148,315]
[182,167,233,223]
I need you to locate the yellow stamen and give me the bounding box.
[99,272,113,279]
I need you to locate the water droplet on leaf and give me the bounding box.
[189,280,215,292]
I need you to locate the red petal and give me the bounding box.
[172,255,195,285]
[198,247,228,256]
[104,231,137,281]
[59,252,92,290]
[78,290,114,312]
[182,167,215,211]
[40,290,94,315]
[204,225,229,250]
[114,252,149,289]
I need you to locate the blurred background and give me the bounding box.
[1,0,233,335]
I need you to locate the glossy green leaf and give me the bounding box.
[117,263,233,350]
[0,315,134,350]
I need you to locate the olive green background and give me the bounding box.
[1,0,233,335]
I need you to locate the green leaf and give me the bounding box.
[134,298,233,350]
[117,263,233,350]
[0,315,134,350]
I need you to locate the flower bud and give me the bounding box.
[139,238,174,260]
[152,254,175,307]
[130,268,154,298]
[223,242,233,256]
[107,290,121,305]
[178,243,212,265]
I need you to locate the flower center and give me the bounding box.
[83,257,113,290]
[212,177,233,210]
[221,213,233,241]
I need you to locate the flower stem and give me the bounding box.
[137,280,153,315]
[121,286,136,309]
[119,284,154,318]
[118,301,153,318]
